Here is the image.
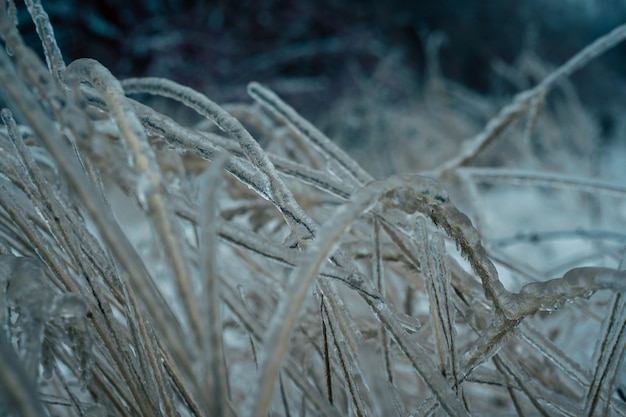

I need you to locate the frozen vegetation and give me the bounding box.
[1,0,626,416]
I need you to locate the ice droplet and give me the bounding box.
[539,302,562,312]
[136,173,153,211]
[584,290,596,300]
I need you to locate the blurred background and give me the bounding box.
[17,0,626,175]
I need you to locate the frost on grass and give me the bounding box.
[0,1,626,416]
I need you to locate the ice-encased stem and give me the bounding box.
[122,77,318,247]
[246,174,476,417]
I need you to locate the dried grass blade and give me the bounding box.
[246,174,473,417]
[584,293,626,416]
[0,44,195,413]
[221,280,340,417]
[247,82,372,188]
[198,154,229,416]
[415,218,461,391]
[321,297,369,417]
[372,218,394,384]
[65,59,204,347]
[518,323,590,387]
[122,77,317,246]
[364,298,469,417]
[321,299,334,405]
[459,167,626,198]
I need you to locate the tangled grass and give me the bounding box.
[1,1,626,416]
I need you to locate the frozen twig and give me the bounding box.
[503,267,626,320]
[434,22,626,177]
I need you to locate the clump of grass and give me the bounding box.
[1,1,626,416]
